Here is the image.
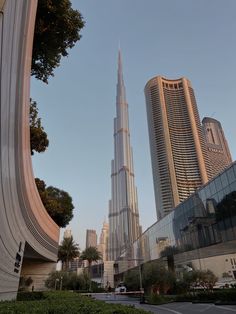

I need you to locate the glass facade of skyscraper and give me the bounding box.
[116,162,236,277]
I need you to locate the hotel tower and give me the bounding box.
[108,51,140,261]
[202,117,232,177]
[144,76,212,220]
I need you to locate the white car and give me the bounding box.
[115,283,127,293]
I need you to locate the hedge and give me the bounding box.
[0,291,150,314]
[175,289,236,302]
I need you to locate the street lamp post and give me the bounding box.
[117,257,144,303]
[60,276,63,290]
[138,263,143,292]
[137,260,145,304]
[55,278,59,290]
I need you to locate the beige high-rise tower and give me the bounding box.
[144,76,211,220]
[202,117,232,177]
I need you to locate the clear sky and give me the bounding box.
[31,0,236,250]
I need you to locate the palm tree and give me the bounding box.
[58,236,80,271]
[80,246,102,290]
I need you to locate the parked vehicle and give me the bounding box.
[115,283,127,293]
[213,279,236,289]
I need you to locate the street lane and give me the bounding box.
[92,293,236,314]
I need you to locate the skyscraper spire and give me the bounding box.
[108,51,140,261]
[117,49,126,108]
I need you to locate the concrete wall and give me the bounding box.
[21,260,56,291]
[0,0,59,300]
[191,253,236,280]
[103,261,115,288]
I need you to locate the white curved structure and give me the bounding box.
[0,1,59,300]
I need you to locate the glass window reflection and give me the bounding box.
[126,162,236,273]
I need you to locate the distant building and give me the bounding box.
[86,229,97,248]
[144,76,211,219]
[202,117,232,178]
[63,229,72,239]
[68,257,83,272]
[97,221,109,261]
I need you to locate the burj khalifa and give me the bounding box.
[108,51,140,261]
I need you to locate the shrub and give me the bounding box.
[175,288,236,302]
[17,291,45,301]
[146,293,166,304]
[45,270,90,291]
[146,293,174,305]
[2,291,149,313]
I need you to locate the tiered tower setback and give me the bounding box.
[108,51,140,261]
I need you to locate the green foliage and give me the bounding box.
[35,178,74,227]
[58,237,80,271]
[45,271,89,291]
[222,272,233,278]
[1,291,149,313]
[17,291,45,301]
[32,0,85,83]
[124,269,140,291]
[142,261,176,294]
[46,186,74,227]
[18,276,33,292]
[175,288,236,302]
[80,247,102,266]
[80,247,102,291]
[146,293,173,305]
[77,270,90,291]
[183,269,218,290]
[30,99,49,155]
[173,279,189,294]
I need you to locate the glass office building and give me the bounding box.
[116,162,236,279]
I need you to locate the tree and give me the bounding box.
[19,276,33,292]
[30,99,49,155]
[32,0,85,83]
[183,269,218,291]
[80,247,102,291]
[35,178,74,227]
[142,261,176,294]
[124,269,140,291]
[58,236,80,271]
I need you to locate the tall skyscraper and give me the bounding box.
[108,51,140,261]
[97,220,109,261]
[86,229,97,248]
[202,117,232,177]
[144,76,211,220]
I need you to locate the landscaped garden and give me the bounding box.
[0,291,150,314]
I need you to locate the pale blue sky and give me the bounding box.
[31,0,236,250]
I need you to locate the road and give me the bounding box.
[92,293,236,314]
